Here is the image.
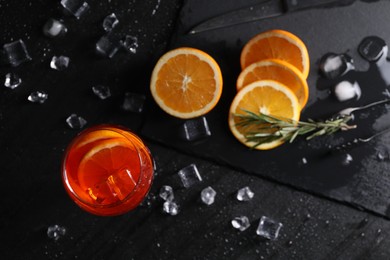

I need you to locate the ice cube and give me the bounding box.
[61,0,90,19]
[231,216,250,231]
[159,185,174,201]
[319,53,354,79]
[200,186,216,205]
[43,19,67,37]
[28,91,48,103]
[4,73,22,89]
[106,169,137,200]
[66,114,87,129]
[122,92,146,113]
[256,216,283,240]
[96,33,120,58]
[236,186,254,201]
[334,81,361,102]
[120,35,139,54]
[163,201,179,216]
[358,36,387,62]
[178,164,202,188]
[182,116,211,141]
[341,153,353,166]
[103,13,119,32]
[3,39,32,67]
[92,85,111,99]
[47,225,66,241]
[50,56,70,71]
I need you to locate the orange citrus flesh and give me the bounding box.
[150,47,223,119]
[240,29,310,79]
[229,80,300,150]
[236,59,309,109]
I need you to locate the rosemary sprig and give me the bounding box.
[234,110,356,148]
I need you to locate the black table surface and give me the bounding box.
[3,0,390,259]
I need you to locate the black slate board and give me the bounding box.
[141,0,390,217]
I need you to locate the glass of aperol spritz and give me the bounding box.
[62,125,154,216]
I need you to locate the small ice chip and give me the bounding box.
[103,13,119,32]
[47,225,66,241]
[341,153,353,166]
[201,186,216,205]
[61,0,90,19]
[178,164,202,188]
[28,91,48,103]
[301,157,308,164]
[334,81,361,102]
[96,33,120,58]
[3,39,32,67]
[43,19,67,37]
[256,216,283,240]
[231,216,250,231]
[159,185,174,201]
[122,92,145,113]
[50,56,70,71]
[92,85,111,99]
[236,186,254,201]
[66,114,87,129]
[182,117,211,141]
[163,201,179,216]
[319,53,354,79]
[4,73,22,89]
[120,35,139,54]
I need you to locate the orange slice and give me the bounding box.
[78,139,141,204]
[240,29,310,79]
[229,80,300,150]
[236,59,309,109]
[150,47,223,119]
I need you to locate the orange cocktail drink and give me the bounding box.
[62,125,154,216]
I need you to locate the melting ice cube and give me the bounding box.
[3,39,32,67]
[4,73,22,89]
[201,186,216,205]
[96,33,120,58]
[122,92,146,113]
[120,35,139,54]
[61,0,90,19]
[50,56,70,71]
[231,216,250,231]
[43,19,68,37]
[92,85,111,100]
[163,201,179,216]
[178,164,202,188]
[47,225,66,241]
[256,216,283,240]
[103,13,119,32]
[319,53,354,79]
[236,186,254,201]
[159,185,174,201]
[358,36,387,62]
[334,81,361,102]
[182,117,211,141]
[66,114,87,129]
[28,91,48,103]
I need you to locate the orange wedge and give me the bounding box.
[236,59,309,109]
[240,29,310,79]
[229,80,300,150]
[150,47,223,119]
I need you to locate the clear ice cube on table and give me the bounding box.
[163,201,179,216]
[61,0,90,19]
[66,114,87,129]
[92,85,111,100]
[182,116,211,141]
[358,36,387,62]
[103,13,119,32]
[319,53,354,79]
[178,164,202,188]
[28,91,48,104]
[4,73,22,89]
[43,19,67,37]
[256,216,283,240]
[120,35,139,54]
[50,56,70,71]
[236,186,254,201]
[200,186,216,205]
[122,92,145,113]
[231,216,250,231]
[96,33,120,58]
[159,185,174,201]
[47,225,66,241]
[3,39,31,67]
